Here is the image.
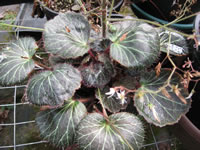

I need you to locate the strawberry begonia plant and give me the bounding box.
[0,11,191,150]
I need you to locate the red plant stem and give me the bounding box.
[114,86,137,94]
[104,46,110,54]
[88,49,95,58]
[87,100,95,110]
[40,104,63,111]
[102,0,107,38]
[76,97,94,103]
[93,105,104,115]
[34,61,52,71]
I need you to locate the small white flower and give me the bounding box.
[105,88,116,98]
[116,90,127,105]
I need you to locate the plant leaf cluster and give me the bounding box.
[0,12,191,149]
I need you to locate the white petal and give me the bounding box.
[105,88,115,98]
[116,92,121,98]
[121,90,125,96]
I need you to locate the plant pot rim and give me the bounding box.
[131,3,194,30]
[39,1,59,15]
[171,115,200,150]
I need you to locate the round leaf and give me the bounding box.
[26,63,82,106]
[134,69,191,127]
[80,54,115,87]
[109,21,160,68]
[44,12,90,58]
[36,100,87,147]
[158,28,188,56]
[0,37,37,86]
[76,112,145,150]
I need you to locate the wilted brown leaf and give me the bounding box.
[155,62,161,77]
[161,87,171,99]
[172,85,187,104]
[191,71,200,77]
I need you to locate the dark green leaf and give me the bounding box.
[49,55,67,66]
[0,37,37,86]
[80,54,115,87]
[49,55,83,66]
[26,63,82,106]
[134,69,191,127]
[158,28,188,56]
[44,12,90,58]
[36,100,87,147]
[90,38,111,52]
[113,75,139,90]
[109,21,160,68]
[76,112,145,150]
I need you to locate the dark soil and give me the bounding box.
[40,0,74,13]
[40,0,122,13]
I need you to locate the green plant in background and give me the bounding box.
[0,11,17,31]
[0,0,198,149]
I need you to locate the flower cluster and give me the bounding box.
[105,88,127,105]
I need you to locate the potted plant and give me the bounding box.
[32,0,124,20]
[131,0,200,31]
[0,0,199,149]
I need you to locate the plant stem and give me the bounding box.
[77,0,87,14]
[76,97,94,103]
[162,1,197,28]
[102,0,107,38]
[85,6,101,16]
[108,0,115,19]
[177,12,200,24]
[0,23,44,31]
[97,88,108,118]
[34,61,52,71]
[113,86,137,94]
[166,33,177,86]
[107,18,192,37]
